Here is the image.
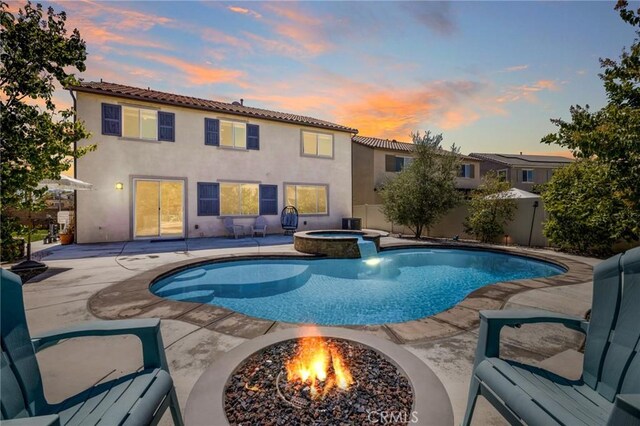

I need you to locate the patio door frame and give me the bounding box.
[131,176,187,240]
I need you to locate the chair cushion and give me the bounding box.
[476,358,612,426]
[44,368,172,426]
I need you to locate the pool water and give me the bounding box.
[151,248,565,325]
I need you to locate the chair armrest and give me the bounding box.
[0,415,60,426]
[480,309,588,333]
[607,394,640,425]
[473,309,588,367]
[31,319,168,371]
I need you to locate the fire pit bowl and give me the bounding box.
[185,327,453,426]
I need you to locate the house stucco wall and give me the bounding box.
[75,92,353,243]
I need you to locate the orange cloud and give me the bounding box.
[496,79,559,104]
[201,28,252,51]
[227,5,262,19]
[48,0,174,51]
[140,53,244,85]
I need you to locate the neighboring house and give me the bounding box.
[352,135,482,206]
[468,153,574,190]
[70,81,357,243]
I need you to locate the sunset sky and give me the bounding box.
[10,1,637,156]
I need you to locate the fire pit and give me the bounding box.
[185,327,453,426]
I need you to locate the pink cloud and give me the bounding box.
[201,28,252,51]
[496,79,559,104]
[503,64,529,72]
[139,53,244,86]
[227,5,262,19]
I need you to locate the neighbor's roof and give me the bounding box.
[69,81,358,134]
[469,153,573,168]
[352,135,476,161]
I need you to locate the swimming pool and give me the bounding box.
[151,248,565,325]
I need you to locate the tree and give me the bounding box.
[380,131,462,238]
[464,171,517,243]
[1,2,93,260]
[541,0,640,243]
[542,160,632,255]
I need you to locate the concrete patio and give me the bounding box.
[14,236,599,425]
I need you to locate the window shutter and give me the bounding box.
[204,118,220,146]
[385,155,396,172]
[395,157,404,172]
[470,164,475,178]
[247,124,260,150]
[102,103,121,136]
[158,111,175,142]
[197,182,219,216]
[259,184,278,215]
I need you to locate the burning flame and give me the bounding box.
[285,335,354,398]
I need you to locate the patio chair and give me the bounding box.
[463,246,640,426]
[223,217,244,239]
[0,269,184,426]
[281,205,299,235]
[251,216,268,237]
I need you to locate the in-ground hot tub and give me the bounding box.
[294,230,381,258]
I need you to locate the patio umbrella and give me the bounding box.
[37,175,93,191]
[11,175,93,272]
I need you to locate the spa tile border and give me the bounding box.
[87,243,593,344]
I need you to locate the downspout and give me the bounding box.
[528,200,539,247]
[69,89,78,243]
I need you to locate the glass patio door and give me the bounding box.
[134,179,184,239]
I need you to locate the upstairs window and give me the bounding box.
[220,121,246,149]
[123,106,157,140]
[459,164,475,178]
[302,131,333,158]
[522,169,534,183]
[285,184,328,215]
[385,155,413,172]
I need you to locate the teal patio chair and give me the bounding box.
[0,269,184,426]
[463,246,640,426]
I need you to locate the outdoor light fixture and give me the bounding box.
[115,182,124,190]
[364,258,382,266]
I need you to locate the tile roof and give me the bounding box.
[69,81,358,134]
[469,153,574,168]
[352,135,477,161]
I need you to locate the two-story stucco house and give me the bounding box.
[468,153,574,191]
[70,82,357,243]
[352,135,482,207]
[350,135,482,236]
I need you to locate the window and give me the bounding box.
[522,169,534,183]
[220,121,246,148]
[459,164,475,178]
[220,182,259,216]
[497,169,508,181]
[285,184,328,215]
[302,131,333,157]
[385,155,413,172]
[123,106,157,140]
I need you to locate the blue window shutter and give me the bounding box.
[158,111,175,142]
[259,184,278,215]
[102,103,121,136]
[204,118,220,146]
[197,182,219,216]
[395,156,404,172]
[247,124,260,150]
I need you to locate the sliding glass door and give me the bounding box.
[134,179,184,239]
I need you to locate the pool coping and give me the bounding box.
[87,242,594,344]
